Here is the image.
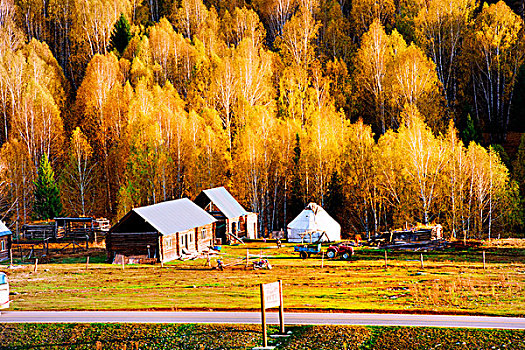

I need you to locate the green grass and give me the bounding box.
[1,242,525,315]
[1,324,524,349]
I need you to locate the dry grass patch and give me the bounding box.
[1,242,524,315]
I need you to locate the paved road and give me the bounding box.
[1,311,524,329]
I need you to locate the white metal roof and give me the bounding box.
[200,187,248,219]
[0,220,11,237]
[133,198,217,235]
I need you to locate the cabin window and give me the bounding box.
[201,228,207,240]
[165,238,172,249]
[189,232,193,244]
[0,240,4,251]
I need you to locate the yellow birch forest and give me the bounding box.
[1,0,525,238]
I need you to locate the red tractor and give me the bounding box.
[326,243,355,260]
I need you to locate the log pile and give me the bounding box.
[368,224,445,250]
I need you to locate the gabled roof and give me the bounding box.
[115,198,216,235]
[0,220,12,237]
[195,187,248,219]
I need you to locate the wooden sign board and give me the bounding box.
[258,280,285,349]
[262,282,280,309]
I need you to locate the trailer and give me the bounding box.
[293,231,329,259]
[294,243,322,259]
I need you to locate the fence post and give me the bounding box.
[384,250,388,269]
[483,251,486,270]
[420,253,424,269]
[34,258,38,273]
[86,256,90,270]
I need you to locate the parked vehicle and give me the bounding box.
[294,243,322,259]
[326,243,355,260]
[0,272,9,310]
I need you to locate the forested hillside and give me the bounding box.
[1,0,525,238]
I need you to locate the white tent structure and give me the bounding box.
[287,203,341,243]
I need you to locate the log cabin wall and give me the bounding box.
[161,232,183,262]
[244,213,258,239]
[196,223,214,251]
[0,235,10,261]
[107,232,158,260]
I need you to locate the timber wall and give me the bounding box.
[106,232,158,260]
[0,235,11,262]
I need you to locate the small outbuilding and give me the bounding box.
[0,220,12,262]
[106,198,217,263]
[287,203,341,243]
[195,187,257,244]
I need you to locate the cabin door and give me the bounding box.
[216,222,226,244]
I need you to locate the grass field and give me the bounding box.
[1,323,525,349]
[1,241,525,316]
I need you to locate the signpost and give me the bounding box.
[258,280,284,349]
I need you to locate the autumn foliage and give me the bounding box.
[1,0,525,238]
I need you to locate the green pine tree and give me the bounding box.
[325,170,344,221]
[513,134,525,197]
[33,155,63,220]
[491,144,512,172]
[461,114,482,146]
[289,133,304,219]
[109,14,132,55]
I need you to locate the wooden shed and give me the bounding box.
[0,220,12,262]
[106,198,217,263]
[195,187,257,244]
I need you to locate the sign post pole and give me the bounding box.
[278,280,284,334]
[260,283,267,348]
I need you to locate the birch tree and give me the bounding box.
[211,50,237,152]
[76,52,124,215]
[61,127,97,216]
[350,0,395,38]
[341,119,382,236]
[9,40,66,168]
[388,42,444,130]
[463,1,525,141]
[279,5,319,67]
[414,0,476,108]
[398,106,448,225]
[354,19,391,134]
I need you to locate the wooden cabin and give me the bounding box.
[0,220,12,262]
[194,187,257,244]
[106,198,216,263]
